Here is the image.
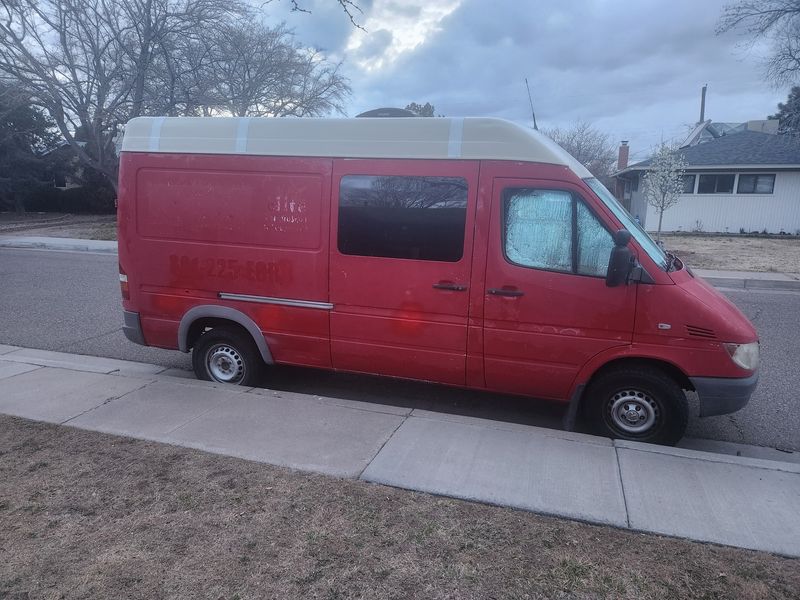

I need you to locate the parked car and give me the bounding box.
[117,116,759,445]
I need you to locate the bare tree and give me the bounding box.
[0,0,351,193]
[0,0,247,190]
[542,121,617,184]
[287,0,364,28]
[642,144,688,242]
[718,0,800,83]
[208,21,350,117]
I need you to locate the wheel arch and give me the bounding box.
[587,357,693,392]
[178,305,273,364]
[569,347,695,405]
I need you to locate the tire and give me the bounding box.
[585,366,689,445]
[192,327,263,386]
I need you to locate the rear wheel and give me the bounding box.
[192,328,262,386]
[585,366,688,445]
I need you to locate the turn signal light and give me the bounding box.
[119,265,130,300]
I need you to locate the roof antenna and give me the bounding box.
[525,78,538,130]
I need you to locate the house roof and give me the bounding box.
[120,116,593,178]
[622,130,800,173]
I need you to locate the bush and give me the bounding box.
[23,182,115,214]
[60,185,115,214]
[24,185,65,212]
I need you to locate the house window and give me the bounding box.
[737,174,775,194]
[338,175,468,262]
[697,174,735,194]
[682,174,696,194]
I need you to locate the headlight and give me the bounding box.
[724,341,760,371]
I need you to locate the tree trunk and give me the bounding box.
[657,208,664,243]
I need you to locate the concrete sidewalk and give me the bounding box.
[1,344,799,557]
[2,235,799,290]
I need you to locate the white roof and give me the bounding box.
[121,116,592,178]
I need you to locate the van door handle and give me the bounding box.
[433,282,468,292]
[488,287,524,297]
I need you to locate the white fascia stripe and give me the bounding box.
[448,117,464,158]
[148,116,166,152]
[235,117,252,153]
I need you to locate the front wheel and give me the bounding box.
[192,328,263,386]
[585,367,689,445]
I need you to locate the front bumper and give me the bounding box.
[690,372,759,417]
[122,310,146,346]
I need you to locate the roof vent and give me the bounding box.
[686,325,717,339]
[355,107,416,118]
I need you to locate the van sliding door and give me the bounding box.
[329,159,480,385]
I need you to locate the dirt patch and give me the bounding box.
[661,233,800,274]
[0,213,116,240]
[1,416,797,599]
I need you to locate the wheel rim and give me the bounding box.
[206,344,246,384]
[606,389,659,434]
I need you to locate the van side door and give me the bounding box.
[329,159,480,385]
[483,178,636,400]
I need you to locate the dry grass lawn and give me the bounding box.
[0,214,118,241]
[1,415,798,600]
[660,233,800,274]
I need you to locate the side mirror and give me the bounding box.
[613,229,631,247]
[606,229,634,287]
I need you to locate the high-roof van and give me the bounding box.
[117,116,759,444]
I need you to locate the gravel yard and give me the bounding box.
[659,233,800,274]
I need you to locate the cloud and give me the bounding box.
[350,28,393,63]
[344,0,462,71]
[270,0,786,157]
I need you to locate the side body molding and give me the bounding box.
[177,305,274,364]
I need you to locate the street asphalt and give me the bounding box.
[1,246,798,452]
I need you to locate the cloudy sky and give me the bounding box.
[265,0,786,162]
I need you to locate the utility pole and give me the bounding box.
[525,78,538,130]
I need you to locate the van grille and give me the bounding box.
[686,325,717,339]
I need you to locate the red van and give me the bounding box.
[117,116,759,444]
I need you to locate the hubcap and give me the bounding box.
[206,344,245,384]
[607,389,658,434]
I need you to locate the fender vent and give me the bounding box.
[686,325,717,339]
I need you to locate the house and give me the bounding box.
[39,139,86,189]
[614,120,800,234]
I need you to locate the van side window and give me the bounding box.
[338,175,468,262]
[504,188,614,276]
[576,201,614,276]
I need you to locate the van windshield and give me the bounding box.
[584,178,668,270]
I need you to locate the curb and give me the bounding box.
[0,238,118,254]
[701,276,800,291]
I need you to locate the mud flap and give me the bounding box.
[561,384,585,432]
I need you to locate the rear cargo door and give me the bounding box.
[329,159,480,385]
